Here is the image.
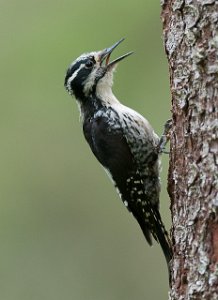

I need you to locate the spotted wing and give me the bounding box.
[83,115,158,244]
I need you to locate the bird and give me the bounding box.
[64,38,172,265]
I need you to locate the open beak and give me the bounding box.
[99,38,133,68]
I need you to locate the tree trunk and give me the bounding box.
[161,1,218,299]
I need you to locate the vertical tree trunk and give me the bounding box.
[161,1,218,299]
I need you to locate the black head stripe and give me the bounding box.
[65,59,94,99]
[64,54,101,99]
[64,55,97,85]
[64,59,87,87]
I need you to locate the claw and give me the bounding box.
[157,119,172,154]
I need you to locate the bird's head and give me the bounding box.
[64,38,133,101]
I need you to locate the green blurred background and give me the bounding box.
[0,1,171,299]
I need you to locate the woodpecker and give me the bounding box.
[64,38,172,265]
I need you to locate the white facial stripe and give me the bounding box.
[83,68,98,96]
[83,63,116,97]
[67,63,85,92]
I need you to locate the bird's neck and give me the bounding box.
[76,85,120,121]
[96,84,120,107]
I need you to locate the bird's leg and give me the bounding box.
[157,119,172,154]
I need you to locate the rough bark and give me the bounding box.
[161,1,218,299]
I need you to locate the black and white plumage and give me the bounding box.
[64,39,172,265]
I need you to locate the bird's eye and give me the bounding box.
[85,60,94,68]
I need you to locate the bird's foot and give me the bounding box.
[157,119,172,154]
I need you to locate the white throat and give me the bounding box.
[95,71,119,106]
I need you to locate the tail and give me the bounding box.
[124,173,172,269]
[136,206,172,267]
[152,212,172,282]
[152,209,172,265]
